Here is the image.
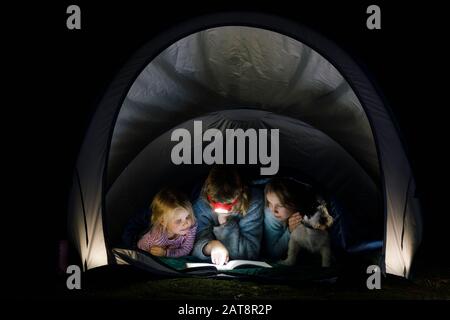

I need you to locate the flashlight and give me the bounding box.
[207,194,238,214]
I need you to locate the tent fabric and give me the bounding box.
[106,109,381,249]
[68,22,422,278]
[113,248,180,275]
[107,27,379,190]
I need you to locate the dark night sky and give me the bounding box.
[6,1,448,292]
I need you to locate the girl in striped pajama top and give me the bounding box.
[137,188,197,257]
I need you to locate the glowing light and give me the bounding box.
[215,208,230,214]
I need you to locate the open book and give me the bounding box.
[185,260,272,271]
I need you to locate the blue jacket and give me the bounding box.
[262,207,290,261]
[192,187,264,261]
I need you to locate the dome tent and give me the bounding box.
[68,14,422,279]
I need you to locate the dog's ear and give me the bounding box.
[317,205,333,228]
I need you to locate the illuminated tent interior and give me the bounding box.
[68,23,422,279]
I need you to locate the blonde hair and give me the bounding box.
[150,188,195,230]
[202,167,250,215]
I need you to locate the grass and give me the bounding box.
[57,264,450,300]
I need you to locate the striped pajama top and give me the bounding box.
[137,222,197,257]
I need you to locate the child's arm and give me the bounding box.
[149,246,166,256]
[166,223,198,257]
[191,198,218,260]
[137,227,160,252]
[263,207,291,260]
[212,188,264,260]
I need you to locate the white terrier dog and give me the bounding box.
[279,203,334,267]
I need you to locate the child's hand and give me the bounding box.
[288,212,303,232]
[209,241,229,265]
[218,213,231,225]
[150,246,167,257]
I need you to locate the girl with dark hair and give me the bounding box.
[263,177,329,261]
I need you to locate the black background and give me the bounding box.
[7,0,449,302]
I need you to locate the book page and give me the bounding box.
[186,260,272,270]
[226,260,272,269]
